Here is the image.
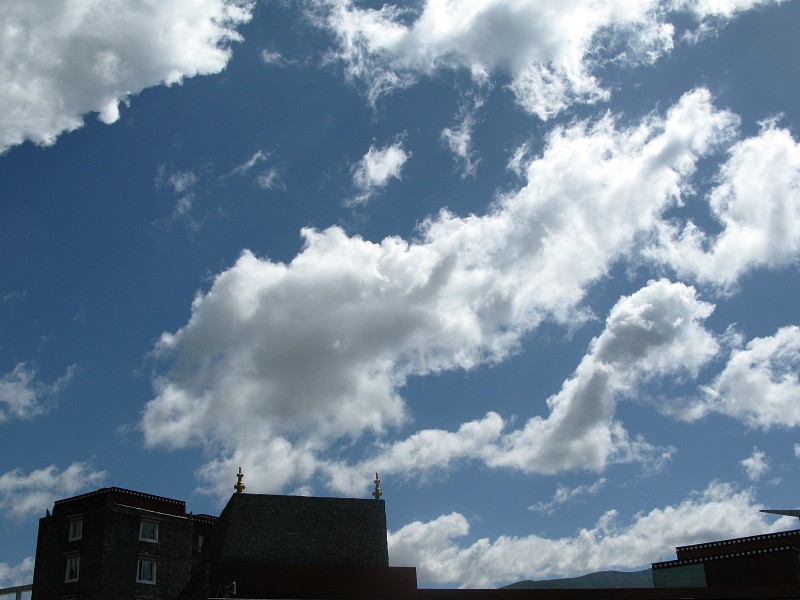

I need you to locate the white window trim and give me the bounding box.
[136,558,157,584]
[68,518,83,541]
[65,555,80,582]
[139,520,158,543]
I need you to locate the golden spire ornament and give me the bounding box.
[234,467,246,494]
[372,472,382,500]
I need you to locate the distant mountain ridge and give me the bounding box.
[502,569,653,590]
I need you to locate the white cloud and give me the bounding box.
[325,413,506,494]
[327,279,711,492]
[256,167,284,190]
[0,557,34,588]
[348,141,409,205]
[261,50,297,67]
[141,90,786,499]
[441,117,479,178]
[441,86,490,177]
[0,362,77,422]
[740,448,769,481]
[0,463,106,520]
[0,0,253,153]
[671,0,786,19]
[167,171,198,194]
[227,150,270,177]
[528,478,607,515]
[795,443,800,459]
[224,150,285,190]
[677,326,800,428]
[647,120,800,290]
[389,481,794,587]
[488,279,714,474]
[313,0,779,119]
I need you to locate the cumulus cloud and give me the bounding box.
[0,0,253,153]
[0,463,106,520]
[348,141,409,205]
[313,0,779,119]
[489,279,714,474]
[327,279,712,492]
[647,120,800,290]
[740,448,769,481]
[389,481,794,587]
[141,90,798,499]
[675,326,800,428]
[0,362,77,422]
[0,557,34,588]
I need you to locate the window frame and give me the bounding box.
[68,518,83,541]
[64,555,80,582]
[136,558,157,584]
[138,520,159,543]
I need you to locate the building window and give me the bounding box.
[197,535,204,552]
[65,556,80,582]
[68,518,83,541]
[136,559,157,584]
[139,520,158,542]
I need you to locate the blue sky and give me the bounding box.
[1,0,800,590]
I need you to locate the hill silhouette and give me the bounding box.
[502,569,653,589]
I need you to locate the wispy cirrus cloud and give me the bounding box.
[528,479,608,515]
[226,150,285,190]
[0,362,77,423]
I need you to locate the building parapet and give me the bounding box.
[676,529,800,554]
[52,487,186,516]
[653,544,799,569]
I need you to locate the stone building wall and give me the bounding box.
[211,493,389,566]
[32,490,192,600]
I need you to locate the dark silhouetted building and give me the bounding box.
[31,487,216,599]
[652,528,800,588]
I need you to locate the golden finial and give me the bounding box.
[234,467,246,494]
[372,472,382,500]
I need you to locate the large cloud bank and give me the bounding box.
[389,482,795,587]
[0,0,253,153]
[140,88,800,499]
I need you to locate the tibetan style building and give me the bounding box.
[29,471,800,599]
